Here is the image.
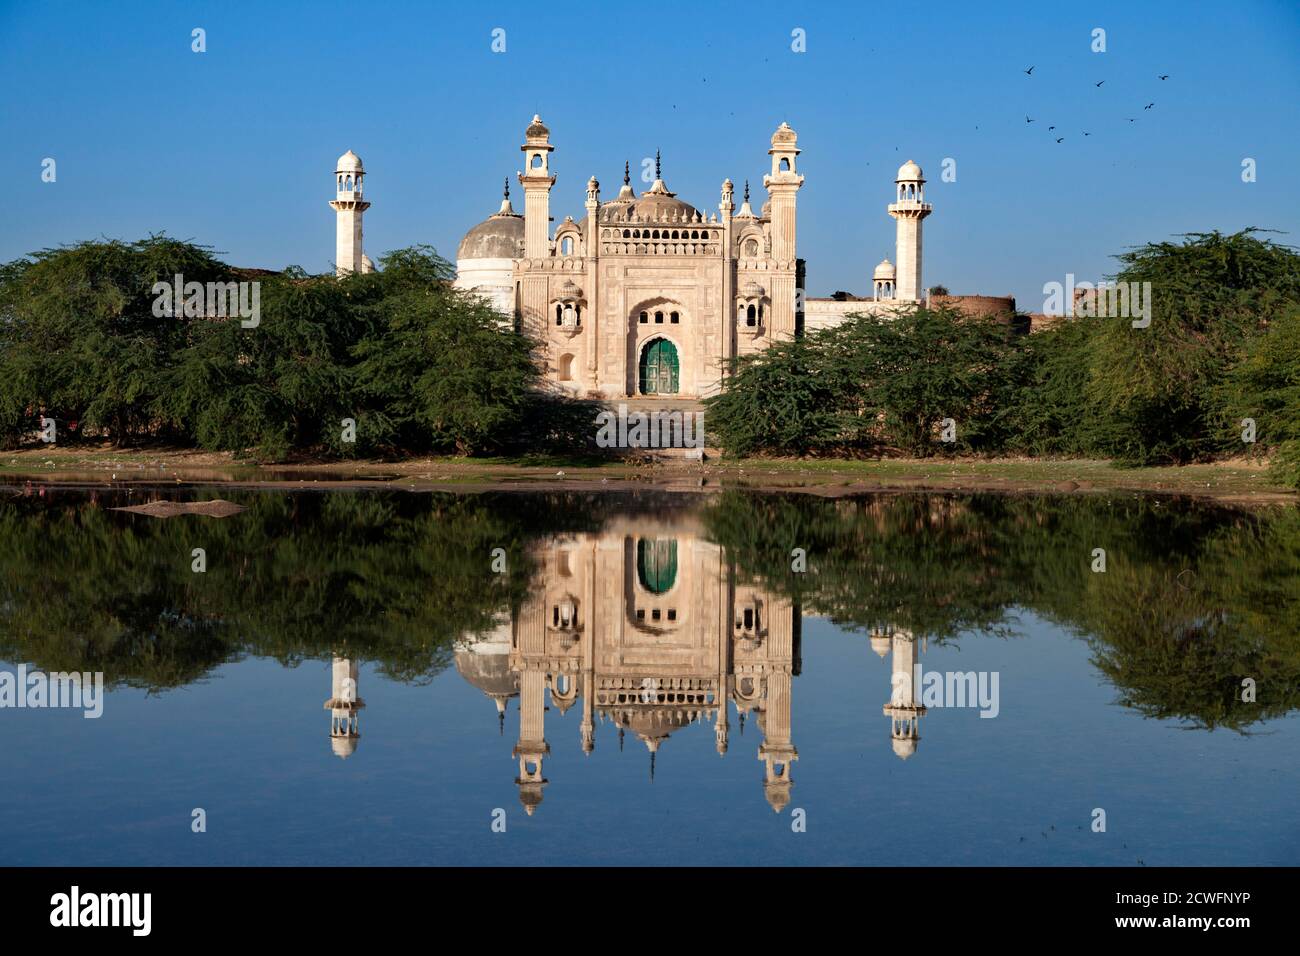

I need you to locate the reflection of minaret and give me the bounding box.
[880,628,926,759]
[755,597,798,813]
[513,596,550,816]
[514,667,549,815]
[323,657,365,759]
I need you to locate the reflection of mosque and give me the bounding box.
[443,516,933,814]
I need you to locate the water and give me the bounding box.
[0,487,1296,866]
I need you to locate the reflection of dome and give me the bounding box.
[896,159,923,182]
[892,736,918,759]
[765,782,793,813]
[870,633,891,657]
[873,259,896,281]
[518,785,544,816]
[331,735,358,759]
[454,648,519,704]
[614,707,693,751]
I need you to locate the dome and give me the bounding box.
[631,181,699,222]
[740,279,765,298]
[336,150,364,173]
[870,633,891,657]
[331,735,359,759]
[873,259,896,280]
[457,208,524,261]
[892,736,918,759]
[525,114,549,138]
[895,159,924,182]
[771,121,798,146]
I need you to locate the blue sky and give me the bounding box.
[2,0,1297,309]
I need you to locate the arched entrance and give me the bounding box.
[638,338,679,395]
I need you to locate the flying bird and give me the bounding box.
[1048,125,1056,130]
[1095,80,1105,87]
[1024,65,1035,75]
[1145,102,1155,109]
[1126,117,1136,122]
[1159,74,1170,80]
[1055,137,1064,143]
[1026,116,1035,123]
[1083,131,1091,136]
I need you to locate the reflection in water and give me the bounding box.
[1,486,1297,864]
[449,515,804,814]
[325,658,365,758]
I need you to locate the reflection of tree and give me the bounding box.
[703,492,1300,732]
[3,488,1297,731]
[0,492,603,690]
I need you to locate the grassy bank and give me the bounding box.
[1,445,1292,504]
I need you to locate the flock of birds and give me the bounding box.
[1022,65,1170,143]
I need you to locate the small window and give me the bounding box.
[560,236,574,255]
[746,304,757,327]
[639,311,648,324]
[655,311,664,324]
[555,304,563,326]
[652,609,661,621]
[670,311,679,324]
[743,609,754,629]
[636,608,645,621]
[667,609,677,621]
[779,158,790,171]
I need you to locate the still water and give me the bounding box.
[0,487,1296,865]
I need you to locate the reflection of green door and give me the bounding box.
[637,539,678,593]
[639,339,679,395]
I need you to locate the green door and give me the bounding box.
[639,339,679,395]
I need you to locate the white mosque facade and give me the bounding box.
[330,117,942,400]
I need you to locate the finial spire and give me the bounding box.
[503,177,510,199]
[655,149,661,180]
[624,160,630,186]
[744,180,750,202]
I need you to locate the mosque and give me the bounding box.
[328,116,991,401]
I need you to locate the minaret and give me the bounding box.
[887,161,932,302]
[720,177,735,371]
[873,259,896,300]
[882,628,926,760]
[329,151,370,276]
[323,657,365,758]
[512,594,550,815]
[584,175,601,379]
[762,122,803,339]
[518,115,555,260]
